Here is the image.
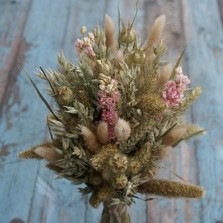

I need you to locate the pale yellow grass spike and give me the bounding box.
[104,14,116,51]
[35,146,63,162]
[158,146,173,159]
[145,15,166,48]
[81,126,99,152]
[158,63,172,88]
[162,126,187,146]
[97,121,109,144]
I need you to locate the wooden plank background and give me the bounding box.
[0,0,223,222]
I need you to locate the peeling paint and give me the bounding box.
[0,144,9,157]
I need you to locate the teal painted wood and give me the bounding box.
[0,0,147,222]
[1,0,223,222]
[185,0,223,222]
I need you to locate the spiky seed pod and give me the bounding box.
[144,15,166,48]
[104,14,116,51]
[114,118,131,142]
[34,146,63,162]
[128,142,151,175]
[119,28,136,45]
[109,153,128,174]
[126,49,146,65]
[138,93,167,115]
[128,160,141,176]
[56,86,74,105]
[90,144,118,171]
[139,72,159,95]
[162,126,187,146]
[138,179,205,198]
[88,171,103,186]
[97,121,109,144]
[134,142,151,165]
[77,91,91,107]
[112,174,128,189]
[19,146,43,159]
[80,126,99,152]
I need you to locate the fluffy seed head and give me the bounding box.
[114,118,131,142]
[80,126,99,152]
[97,121,109,144]
[138,93,167,115]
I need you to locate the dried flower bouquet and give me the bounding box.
[19,13,205,223]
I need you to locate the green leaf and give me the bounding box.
[170,48,186,79]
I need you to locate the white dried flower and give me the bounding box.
[114,118,131,142]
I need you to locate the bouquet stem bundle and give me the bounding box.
[19,11,205,223]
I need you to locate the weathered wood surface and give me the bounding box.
[0,0,223,222]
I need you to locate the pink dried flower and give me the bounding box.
[162,81,183,108]
[162,67,191,108]
[75,39,84,52]
[88,32,94,41]
[175,67,191,89]
[111,91,120,102]
[74,32,96,58]
[102,110,117,125]
[175,73,191,89]
[99,96,116,109]
[98,81,120,141]
[84,45,96,57]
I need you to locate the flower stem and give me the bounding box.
[100,201,131,223]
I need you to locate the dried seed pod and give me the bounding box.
[56,86,74,105]
[119,28,136,45]
[112,174,128,189]
[90,144,118,171]
[128,160,141,176]
[109,153,128,173]
[126,49,146,65]
[138,93,167,115]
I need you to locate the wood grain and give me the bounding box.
[0,0,223,222]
